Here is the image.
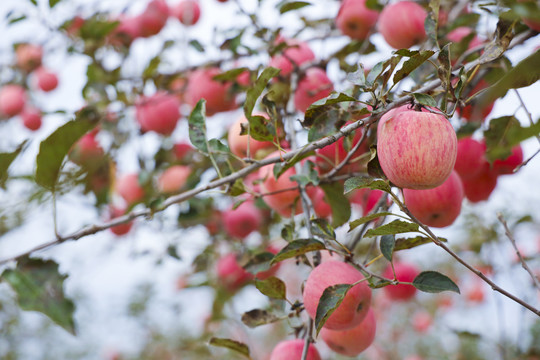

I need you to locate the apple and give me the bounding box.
[382,262,419,301]
[109,206,133,236]
[456,79,494,122]
[294,67,334,113]
[336,0,379,40]
[20,107,42,131]
[222,200,262,239]
[110,16,141,46]
[349,188,385,215]
[403,170,464,228]
[492,144,523,175]
[303,260,372,330]
[228,114,276,159]
[315,124,368,174]
[269,339,321,360]
[461,162,498,203]
[173,142,194,160]
[169,77,187,102]
[185,67,236,116]
[378,1,427,49]
[15,43,43,72]
[137,0,169,38]
[0,84,26,117]
[136,92,180,135]
[35,67,59,92]
[447,27,483,57]
[412,311,432,333]
[116,173,145,205]
[172,0,201,26]
[269,37,315,77]
[309,187,332,219]
[157,165,191,194]
[69,131,105,166]
[377,105,457,189]
[216,253,253,291]
[454,137,485,180]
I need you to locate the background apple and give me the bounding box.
[0,84,26,117]
[294,67,334,113]
[136,92,180,135]
[378,1,427,49]
[269,339,321,360]
[382,262,419,301]
[336,0,379,41]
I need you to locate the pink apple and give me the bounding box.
[456,79,494,122]
[185,67,236,116]
[377,106,457,189]
[216,253,253,291]
[0,84,26,117]
[69,132,105,166]
[461,162,498,203]
[403,170,464,228]
[222,200,262,239]
[316,124,368,174]
[172,0,201,26]
[136,92,180,135]
[173,142,194,160]
[303,260,372,330]
[382,262,419,301]
[492,144,523,175]
[157,165,191,193]
[454,137,485,180]
[228,114,276,159]
[412,311,432,333]
[137,0,169,38]
[20,107,42,131]
[269,37,315,77]
[378,1,427,49]
[111,16,141,46]
[109,206,133,236]
[336,0,379,40]
[269,339,321,360]
[35,67,59,92]
[349,188,385,215]
[320,308,376,357]
[294,67,334,113]
[116,173,145,205]
[15,43,43,72]
[309,187,332,219]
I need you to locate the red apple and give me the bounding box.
[136,92,180,135]
[315,124,368,174]
[228,114,276,159]
[222,200,262,239]
[461,162,498,203]
[216,253,253,291]
[294,67,334,113]
[350,188,385,215]
[492,144,523,175]
[309,187,332,219]
[157,165,191,194]
[377,106,457,189]
[378,1,427,49]
[110,16,141,46]
[403,170,464,228]
[20,107,42,131]
[303,260,372,330]
[137,0,169,38]
[172,0,201,26]
[447,27,483,49]
[0,84,26,117]
[454,137,485,180]
[185,67,236,116]
[69,132,105,166]
[109,206,133,236]
[173,142,194,160]
[116,173,145,205]
[269,37,315,77]
[15,43,43,72]
[412,311,432,333]
[35,67,59,92]
[336,0,379,40]
[269,339,321,360]
[456,79,494,122]
[382,262,419,301]
[320,308,376,357]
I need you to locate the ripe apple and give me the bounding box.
[136,92,180,135]
[222,200,262,239]
[382,262,419,301]
[35,67,59,92]
[269,37,315,77]
[403,170,464,228]
[269,339,321,360]
[377,105,457,189]
[228,114,276,159]
[336,0,379,40]
[320,308,376,357]
[172,0,201,26]
[173,141,194,160]
[15,43,43,72]
[110,16,141,46]
[378,1,427,49]
[157,165,191,194]
[309,187,332,219]
[137,0,169,38]
[349,188,385,215]
[303,260,372,330]
[216,253,253,291]
[294,67,334,113]
[456,79,494,122]
[0,84,26,117]
[20,107,42,131]
[185,67,236,116]
[315,124,368,174]
[109,206,133,236]
[492,144,523,175]
[69,132,105,167]
[116,173,145,205]
[461,162,498,203]
[454,137,485,180]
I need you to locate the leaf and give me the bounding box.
[213,67,248,81]
[35,108,99,190]
[412,271,460,293]
[1,257,76,334]
[320,182,351,227]
[241,309,280,328]
[393,50,435,84]
[189,39,205,52]
[255,277,287,300]
[348,212,393,232]
[273,151,315,179]
[289,161,319,187]
[484,116,540,162]
[49,0,62,7]
[209,338,250,358]
[229,178,246,196]
[344,176,391,194]
[379,234,395,261]
[306,106,349,142]
[244,67,281,120]
[29,0,38,5]
[412,93,437,108]
[0,140,27,188]
[364,220,419,238]
[270,239,325,265]
[306,92,357,112]
[279,1,311,13]
[315,284,352,335]
[477,19,514,65]
[425,0,440,45]
[243,252,275,275]
[394,235,446,251]
[311,218,336,241]
[365,0,383,11]
[188,99,208,154]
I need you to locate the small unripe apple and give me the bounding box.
[136,92,180,135]
[294,67,334,113]
[303,260,372,330]
[377,106,457,189]
[403,170,464,228]
[0,84,26,117]
[492,144,523,175]
[172,0,201,26]
[461,162,498,203]
[320,308,376,357]
[109,206,133,236]
[216,253,253,291]
[157,165,191,194]
[228,114,275,159]
[457,79,494,122]
[185,68,236,116]
[269,339,321,360]
[378,1,427,49]
[336,0,379,40]
[382,262,419,301]
[15,43,43,72]
[269,37,315,77]
[137,0,169,38]
[35,67,59,92]
[222,200,262,239]
[116,173,145,205]
[21,107,42,131]
[454,137,485,180]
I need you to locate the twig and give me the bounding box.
[300,319,314,360]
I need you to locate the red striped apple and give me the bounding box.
[454,137,485,180]
[269,339,321,360]
[172,0,200,26]
[137,0,169,38]
[136,92,180,135]
[294,67,334,113]
[228,114,276,159]
[336,0,379,41]
[461,162,498,203]
[216,253,253,291]
[492,144,523,175]
[378,1,427,49]
[109,206,133,236]
[222,200,262,239]
[457,79,494,122]
[116,173,145,205]
[15,44,43,72]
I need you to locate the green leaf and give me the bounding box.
[425,0,440,45]
[209,338,250,358]
[270,239,325,265]
[273,151,315,179]
[35,108,99,190]
[344,176,391,194]
[484,116,540,162]
[394,235,446,251]
[311,218,336,241]
[229,179,246,196]
[348,212,393,232]
[255,277,287,300]
[188,99,208,154]
[477,19,514,65]
[412,93,437,108]
[364,220,419,238]
[8,15,26,24]
[379,234,395,261]
[243,252,275,275]
[1,257,76,334]
[315,284,352,335]
[189,39,205,52]
[306,92,357,112]
[366,61,384,86]
[393,50,435,84]
[320,182,351,227]
[241,309,280,328]
[142,56,161,78]
[279,1,311,13]
[49,0,62,7]
[365,0,383,11]
[289,161,319,186]
[306,106,349,142]
[244,67,281,120]
[29,0,38,5]
[213,67,248,81]
[412,271,460,293]
[0,140,27,188]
